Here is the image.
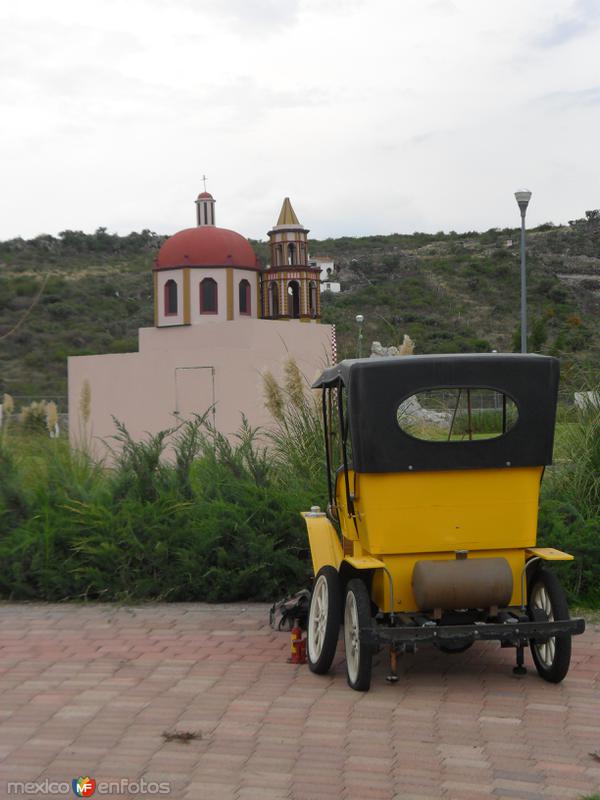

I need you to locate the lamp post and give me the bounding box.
[514,189,532,353]
[355,314,364,358]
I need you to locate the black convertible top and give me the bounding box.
[313,353,559,473]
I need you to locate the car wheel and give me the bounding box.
[307,566,342,674]
[528,569,572,683]
[344,579,373,692]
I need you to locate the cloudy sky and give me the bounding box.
[1,0,599,240]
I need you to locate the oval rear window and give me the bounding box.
[396,388,518,441]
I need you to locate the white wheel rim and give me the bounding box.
[344,590,360,684]
[308,575,328,663]
[531,583,556,668]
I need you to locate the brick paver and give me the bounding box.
[0,603,598,799]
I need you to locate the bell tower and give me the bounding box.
[263,198,321,321]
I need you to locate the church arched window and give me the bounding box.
[164,279,178,316]
[239,279,251,315]
[288,280,300,318]
[287,243,296,266]
[200,277,218,314]
[276,245,283,266]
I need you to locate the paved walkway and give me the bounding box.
[0,604,599,800]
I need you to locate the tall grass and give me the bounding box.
[1,365,598,606]
[545,395,600,518]
[539,384,600,603]
[262,358,330,505]
[0,417,310,602]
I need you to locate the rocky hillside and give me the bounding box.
[0,214,598,408]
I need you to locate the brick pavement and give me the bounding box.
[0,603,598,799]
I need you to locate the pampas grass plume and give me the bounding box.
[399,335,415,356]
[263,371,284,422]
[284,357,305,408]
[46,401,58,433]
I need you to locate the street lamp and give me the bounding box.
[355,314,364,358]
[514,189,532,354]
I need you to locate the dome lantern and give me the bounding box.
[195,191,216,227]
[195,177,216,227]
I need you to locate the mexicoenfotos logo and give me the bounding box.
[7,777,170,795]
[72,776,96,797]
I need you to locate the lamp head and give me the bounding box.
[355,314,364,324]
[514,189,532,214]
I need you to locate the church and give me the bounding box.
[68,191,333,455]
[154,191,323,327]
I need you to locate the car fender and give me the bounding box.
[301,511,343,574]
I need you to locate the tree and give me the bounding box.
[530,317,548,352]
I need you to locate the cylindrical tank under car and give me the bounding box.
[411,557,514,611]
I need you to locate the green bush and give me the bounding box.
[0,418,311,602]
[1,366,598,607]
[108,337,138,353]
[14,277,41,297]
[537,500,600,604]
[539,387,600,604]
[545,396,600,518]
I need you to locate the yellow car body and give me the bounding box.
[304,465,573,613]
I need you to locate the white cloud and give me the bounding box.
[533,0,600,47]
[0,0,599,239]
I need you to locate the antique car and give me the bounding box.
[302,354,585,691]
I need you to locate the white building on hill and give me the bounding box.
[309,255,341,293]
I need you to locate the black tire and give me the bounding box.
[344,579,373,692]
[436,641,474,654]
[528,568,572,684]
[307,566,342,674]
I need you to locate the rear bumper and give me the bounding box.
[361,618,586,650]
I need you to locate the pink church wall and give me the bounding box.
[68,319,332,459]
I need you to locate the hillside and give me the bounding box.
[317,216,600,368]
[1,214,599,409]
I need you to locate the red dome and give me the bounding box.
[197,191,213,199]
[155,226,260,271]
